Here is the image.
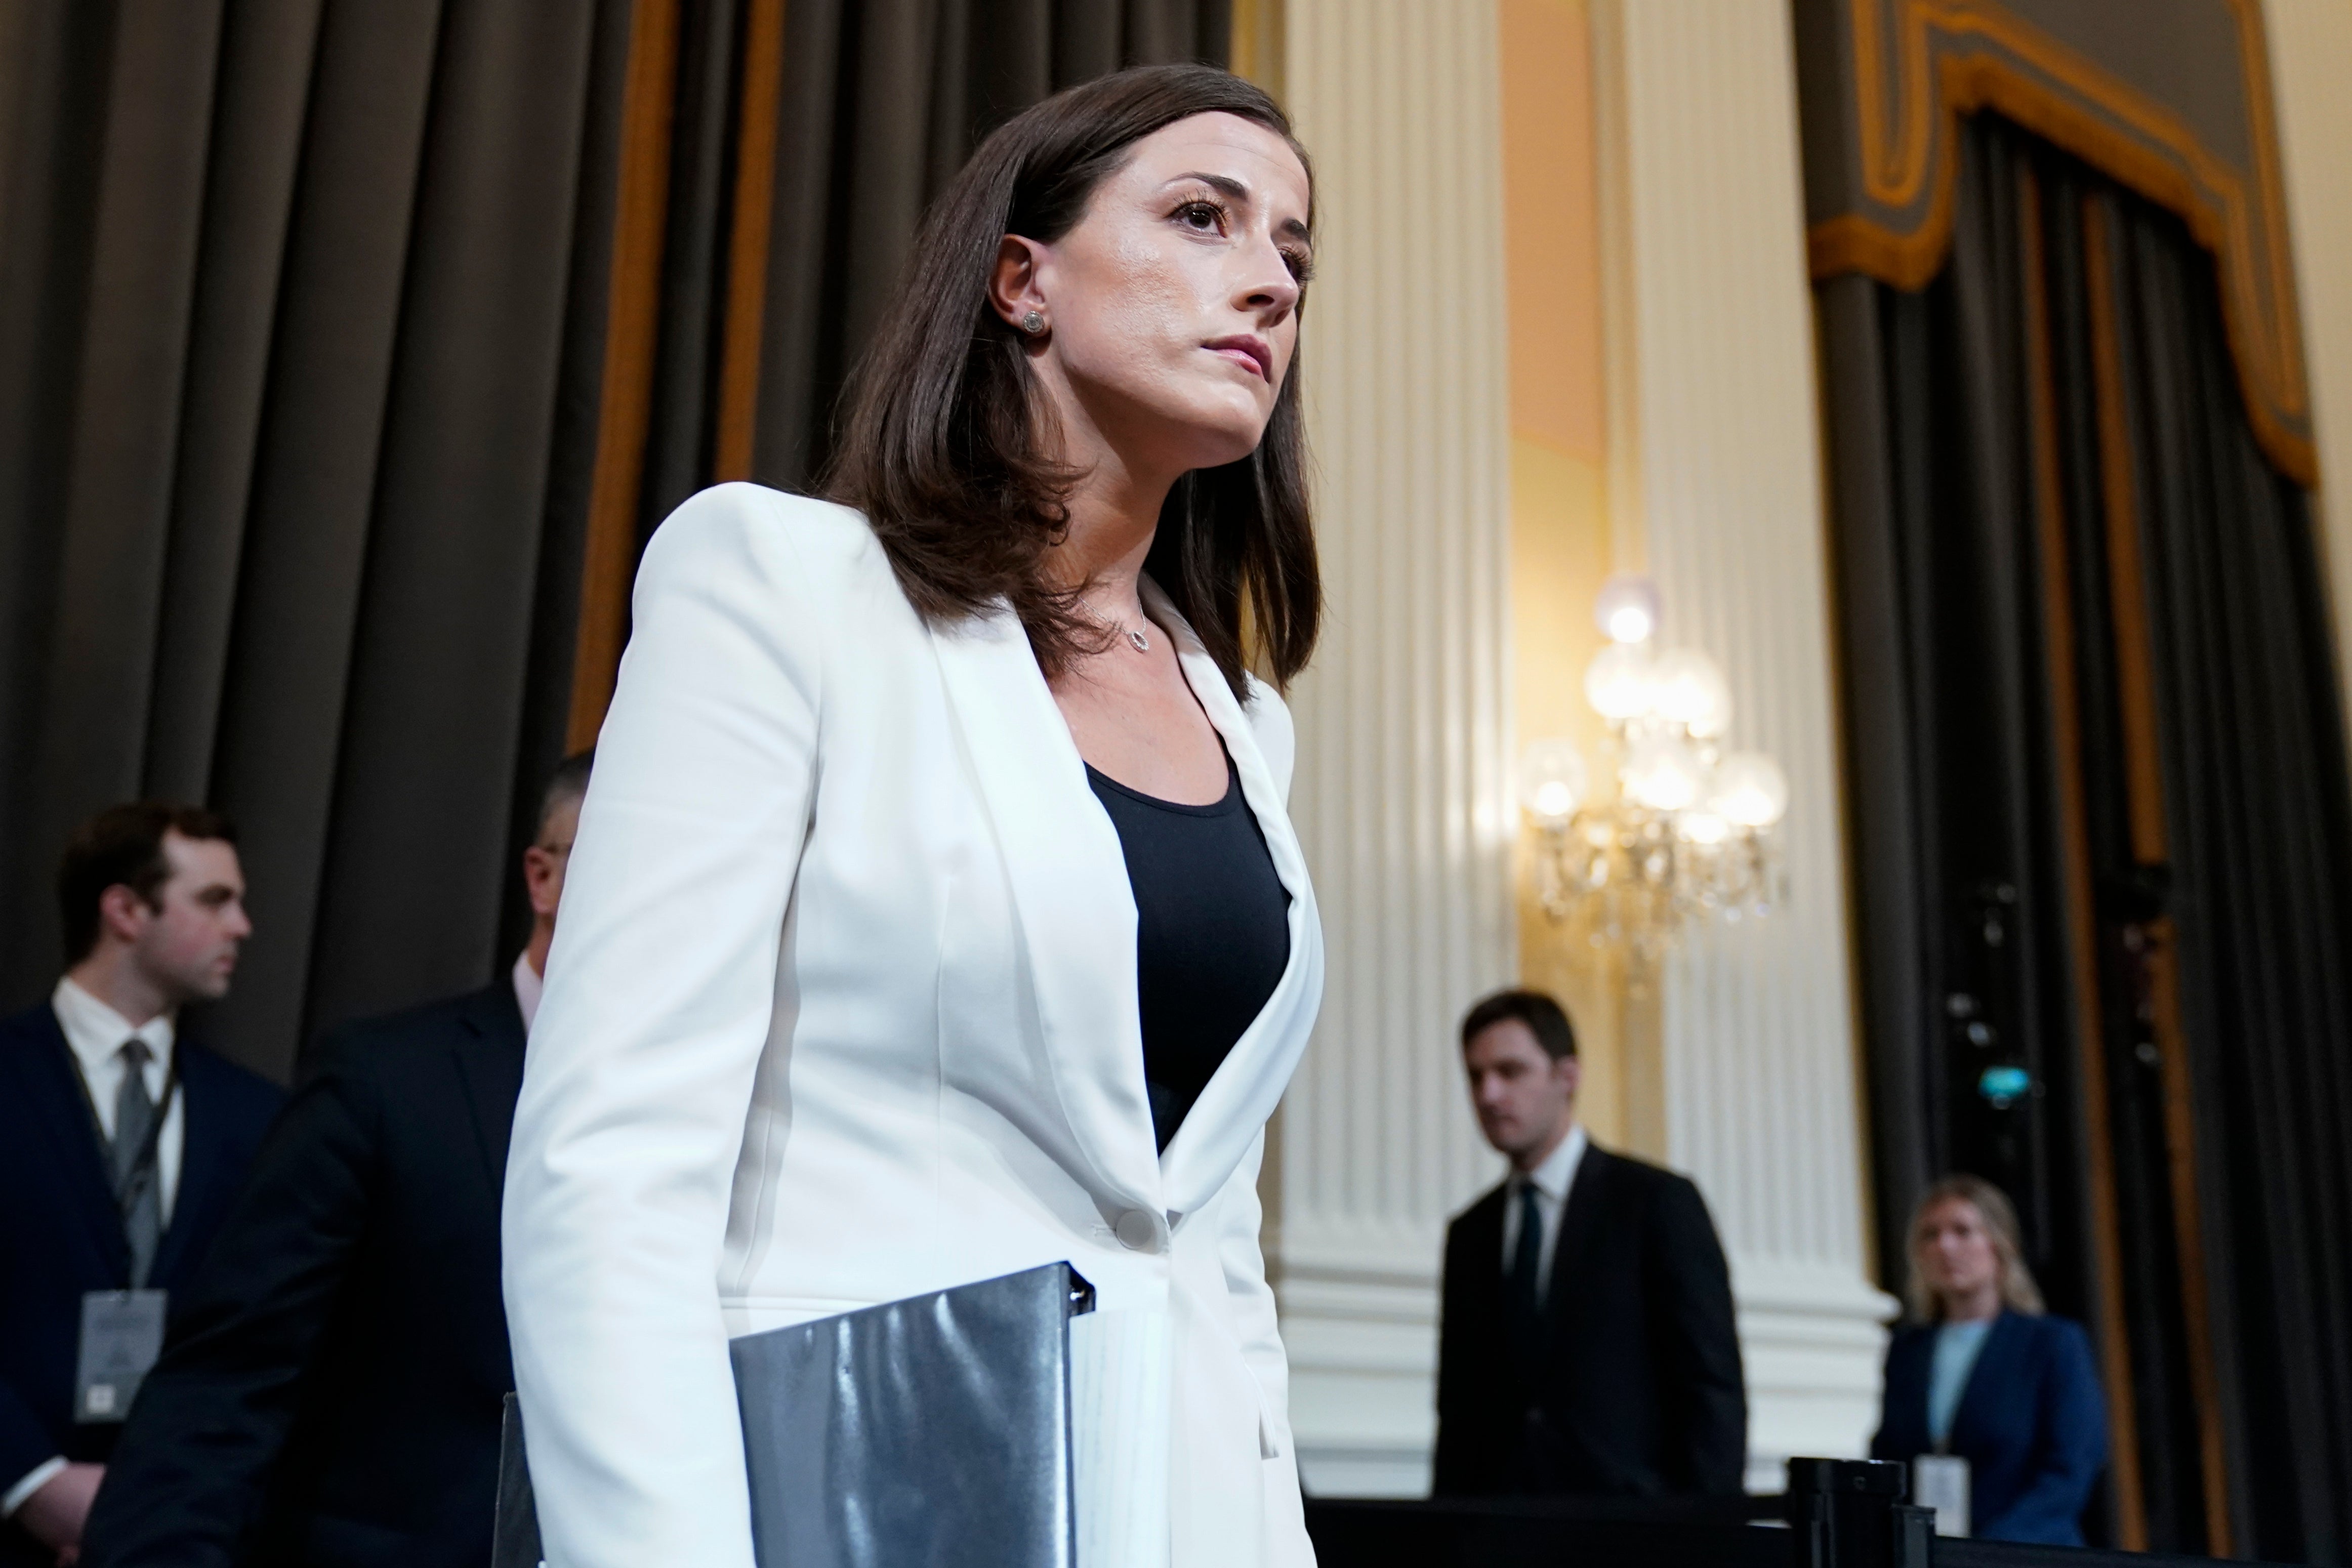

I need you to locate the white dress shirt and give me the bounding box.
[3,983,187,1518]
[51,977,183,1221]
[1499,1122,1588,1303]
[511,952,544,1032]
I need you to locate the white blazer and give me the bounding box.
[502,483,1325,1568]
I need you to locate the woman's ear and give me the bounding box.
[987,234,1047,329]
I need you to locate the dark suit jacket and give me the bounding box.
[0,1003,281,1568]
[81,983,525,1568]
[1870,1311,2107,1545]
[1433,1142,1747,1498]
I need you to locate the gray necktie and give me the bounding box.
[112,1039,162,1288]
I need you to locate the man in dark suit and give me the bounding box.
[1433,988,1747,1498]
[79,752,591,1568]
[1,804,283,1567]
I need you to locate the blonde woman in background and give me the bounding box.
[1870,1175,2108,1544]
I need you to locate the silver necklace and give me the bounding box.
[1126,625,1150,653]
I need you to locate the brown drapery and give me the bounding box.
[565,0,1234,740]
[0,0,1230,1080]
[1818,113,2352,1560]
[1794,0,2316,485]
[0,0,631,1082]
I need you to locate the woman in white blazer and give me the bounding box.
[502,64,1324,1568]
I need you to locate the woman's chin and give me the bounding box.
[1160,406,1271,473]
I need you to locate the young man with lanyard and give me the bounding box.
[0,805,280,1566]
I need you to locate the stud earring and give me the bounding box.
[1020,310,1046,336]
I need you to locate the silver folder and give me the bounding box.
[497,1262,1097,1568]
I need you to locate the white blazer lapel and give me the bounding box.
[1146,588,1325,1221]
[926,607,1164,1214]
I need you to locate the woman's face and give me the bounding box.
[1915,1198,2002,1307]
[1008,111,1311,479]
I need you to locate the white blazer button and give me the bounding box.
[1115,1210,1158,1250]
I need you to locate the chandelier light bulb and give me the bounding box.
[1676,808,1731,846]
[1711,751,1790,828]
[1649,648,1730,736]
[1516,738,1590,824]
[1584,643,1657,721]
[1593,573,1661,644]
[1623,733,1704,812]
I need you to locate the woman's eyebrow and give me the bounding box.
[1168,171,1254,203]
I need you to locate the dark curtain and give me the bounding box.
[638,0,1230,530]
[0,1,1230,1083]
[751,0,1230,490]
[0,0,631,1082]
[1821,114,2352,1560]
[2124,163,2352,1568]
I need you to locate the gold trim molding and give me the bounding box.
[1801,0,2316,485]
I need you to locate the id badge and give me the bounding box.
[1913,1453,1971,1537]
[75,1289,167,1424]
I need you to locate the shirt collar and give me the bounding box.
[511,952,544,1033]
[1519,1122,1587,1204]
[52,975,176,1080]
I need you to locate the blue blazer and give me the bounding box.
[82,983,526,1568]
[1870,1310,2107,1545]
[0,1001,281,1550]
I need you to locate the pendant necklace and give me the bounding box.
[1126,626,1151,653]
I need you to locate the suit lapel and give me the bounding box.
[153,1044,230,1283]
[1946,1310,2020,1452]
[1155,598,1323,1219]
[1545,1143,1613,1317]
[1460,1185,1507,1309]
[926,605,1162,1214]
[450,982,529,1195]
[20,1009,131,1278]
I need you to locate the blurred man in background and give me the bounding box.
[1,805,282,1566]
[1433,988,1747,1499]
[79,753,591,1568]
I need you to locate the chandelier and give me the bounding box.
[1519,573,1789,957]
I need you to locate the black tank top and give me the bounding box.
[1087,753,1292,1151]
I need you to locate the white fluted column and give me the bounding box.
[1597,0,1892,1488]
[2263,4,2352,741]
[1273,0,1518,1497]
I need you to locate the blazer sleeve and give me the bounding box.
[1977,1319,2108,1543]
[1867,1335,1909,1462]
[502,485,828,1568]
[1213,1131,1312,1560]
[1649,1174,1748,1494]
[1217,1131,1290,1454]
[80,1047,378,1568]
[1430,1217,1474,1497]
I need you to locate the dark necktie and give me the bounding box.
[112,1039,162,1288]
[1506,1179,1545,1369]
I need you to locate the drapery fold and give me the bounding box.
[1821,114,2352,1559]
[0,1,1230,1080]
[0,1,628,1080]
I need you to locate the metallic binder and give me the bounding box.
[497,1262,1096,1568]
[492,1393,542,1568]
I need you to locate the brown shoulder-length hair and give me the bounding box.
[1904,1173,2047,1322]
[821,63,1320,702]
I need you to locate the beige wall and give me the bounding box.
[1272,0,1519,1496]
[2265,0,2352,722]
[1589,0,1887,1483]
[1498,0,1627,1145]
[1262,0,1887,1495]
